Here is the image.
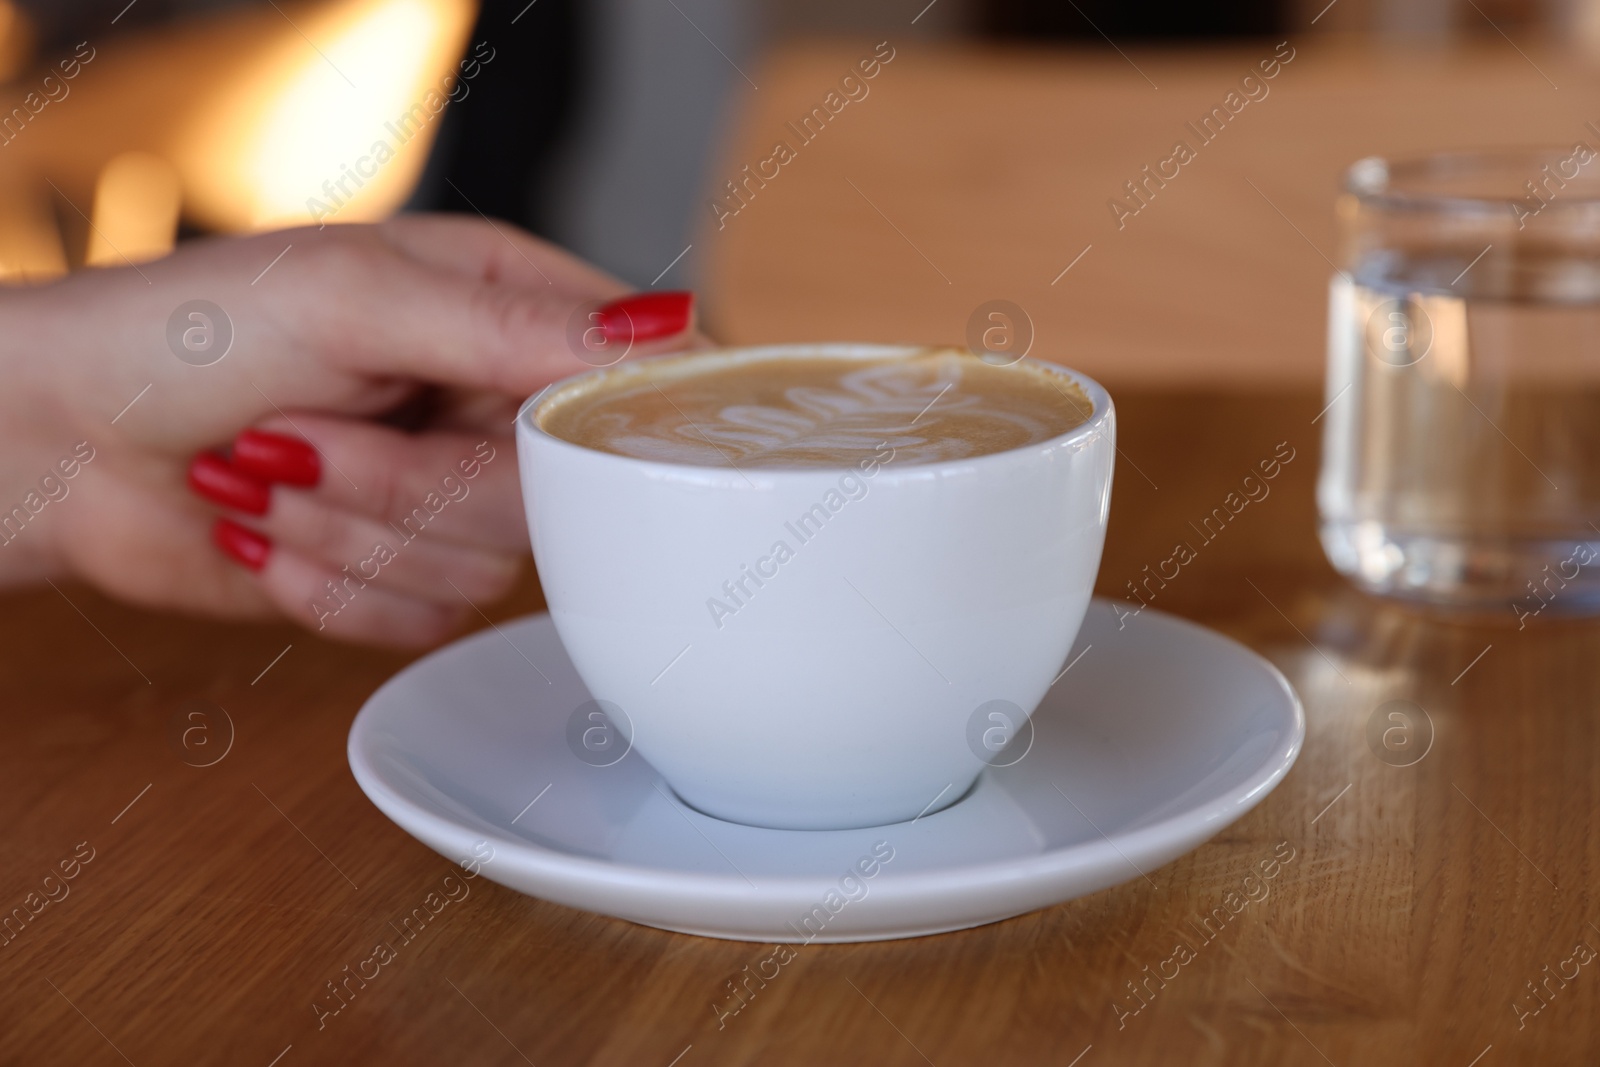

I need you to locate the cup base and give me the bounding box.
[665,773,981,832]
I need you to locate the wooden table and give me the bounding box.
[7,388,1594,1064]
[701,36,1600,387]
[6,38,1600,1067]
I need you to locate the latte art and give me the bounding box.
[539,349,1092,469]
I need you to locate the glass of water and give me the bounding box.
[1319,149,1600,617]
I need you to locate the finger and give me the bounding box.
[50,461,279,622]
[245,493,522,604]
[250,537,473,648]
[278,225,698,394]
[376,213,625,297]
[234,417,527,551]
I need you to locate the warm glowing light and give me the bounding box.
[0,1,32,83]
[87,152,182,266]
[173,0,475,232]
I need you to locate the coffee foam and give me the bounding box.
[538,348,1093,469]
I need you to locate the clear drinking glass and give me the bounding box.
[1319,149,1600,616]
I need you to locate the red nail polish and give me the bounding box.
[233,429,321,487]
[213,518,270,572]
[596,291,694,343]
[188,453,271,515]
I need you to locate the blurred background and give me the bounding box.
[1,0,1596,379]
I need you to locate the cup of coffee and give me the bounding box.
[517,343,1114,829]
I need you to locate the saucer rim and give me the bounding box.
[348,599,1305,907]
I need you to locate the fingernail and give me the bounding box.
[233,429,321,487]
[596,291,694,343]
[188,453,270,515]
[213,518,271,571]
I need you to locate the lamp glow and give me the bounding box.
[173,0,474,231]
[87,151,181,266]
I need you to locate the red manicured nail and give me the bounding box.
[188,453,271,515]
[596,291,694,343]
[233,429,321,487]
[213,518,271,572]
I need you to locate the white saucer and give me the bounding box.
[348,599,1304,942]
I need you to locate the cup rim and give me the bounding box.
[1344,147,1600,213]
[517,343,1114,482]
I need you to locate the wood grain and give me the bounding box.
[2,386,1595,1064]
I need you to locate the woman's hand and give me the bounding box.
[0,214,699,646]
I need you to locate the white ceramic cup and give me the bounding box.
[517,344,1115,830]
